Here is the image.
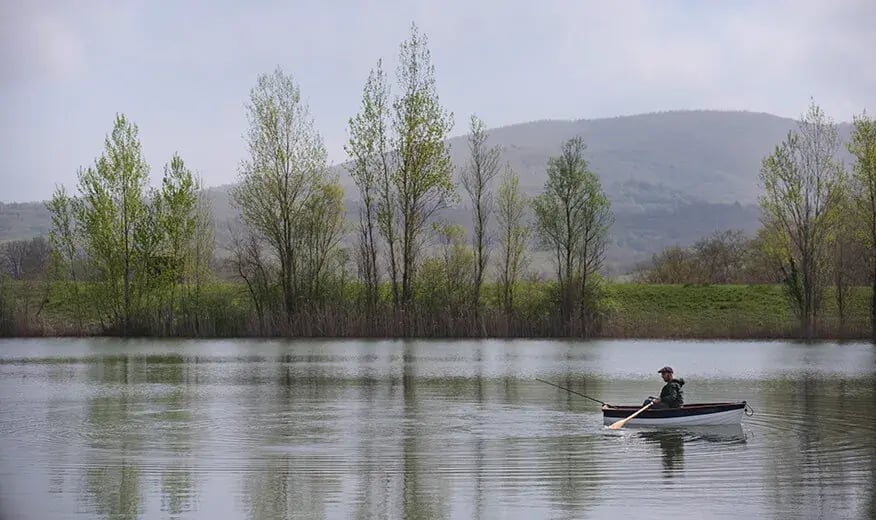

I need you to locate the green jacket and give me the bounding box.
[660,378,685,408]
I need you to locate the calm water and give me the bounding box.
[1,338,874,520]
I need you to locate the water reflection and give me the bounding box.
[638,430,684,475]
[760,374,876,519]
[81,353,199,520]
[156,365,196,518]
[0,339,874,519]
[83,356,144,520]
[636,425,749,478]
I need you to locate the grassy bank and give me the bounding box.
[0,279,871,340]
[601,284,868,339]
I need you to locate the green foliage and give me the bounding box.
[69,114,151,330]
[0,278,13,336]
[758,100,846,338]
[156,154,200,278]
[496,168,531,313]
[415,224,474,313]
[294,178,348,306]
[46,186,79,284]
[14,39,876,342]
[4,111,811,273]
[849,111,876,249]
[461,115,501,310]
[343,23,457,313]
[390,23,456,308]
[636,229,784,285]
[847,111,876,340]
[345,59,390,307]
[45,114,207,334]
[533,136,612,330]
[232,67,346,319]
[4,278,870,339]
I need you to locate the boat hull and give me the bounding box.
[602,402,747,427]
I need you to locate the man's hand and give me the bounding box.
[649,397,660,404]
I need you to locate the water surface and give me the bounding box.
[1,338,874,519]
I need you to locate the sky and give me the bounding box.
[1,0,875,202]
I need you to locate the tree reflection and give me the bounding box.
[241,452,334,520]
[82,355,144,520]
[864,375,876,520]
[84,459,143,520]
[352,372,398,519]
[153,356,197,518]
[763,374,876,519]
[401,341,450,519]
[46,365,79,496]
[14,338,875,519]
[81,352,198,520]
[237,348,345,519]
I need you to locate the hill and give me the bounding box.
[330,109,853,206]
[0,110,854,274]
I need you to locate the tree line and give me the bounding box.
[25,24,608,338]
[637,102,876,340]
[634,229,780,285]
[2,24,873,340]
[228,24,610,336]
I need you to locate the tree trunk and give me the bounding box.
[872,267,876,343]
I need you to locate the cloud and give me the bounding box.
[1,0,874,202]
[0,1,86,87]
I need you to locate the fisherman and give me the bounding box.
[644,366,685,409]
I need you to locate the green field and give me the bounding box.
[601,284,869,339]
[0,279,871,340]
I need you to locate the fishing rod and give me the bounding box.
[535,378,607,406]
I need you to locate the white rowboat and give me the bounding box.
[602,402,750,427]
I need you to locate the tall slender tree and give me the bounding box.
[185,188,214,332]
[292,179,347,306]
[46,186,84,329]
[533,136,612,334]
[391,23,455,309]
[346,60,391,309]
[152,153,201,328]
[232,67,344,320]
[848,111,876,341]
[495,167,530,314]
[758,101,845,339]
[461,115,501,315]
[72,114,150,332]
[347,24,454,312]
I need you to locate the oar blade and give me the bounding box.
[607,402,652,430]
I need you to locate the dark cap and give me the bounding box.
[657,366,673,374]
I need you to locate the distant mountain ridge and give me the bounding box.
[0,110,856,273]
[438,109,852,205]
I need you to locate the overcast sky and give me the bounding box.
[2,0,874,202]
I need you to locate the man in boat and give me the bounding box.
[644,366,685,408]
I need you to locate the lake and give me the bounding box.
[1,338,874,519]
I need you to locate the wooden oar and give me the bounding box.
[608,402,653,429]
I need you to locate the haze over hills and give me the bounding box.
[0,110,856,274]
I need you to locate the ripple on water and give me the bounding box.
[2,339,875,520]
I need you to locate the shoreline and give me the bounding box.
[1,282,871,342]
[1,327,870,342]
